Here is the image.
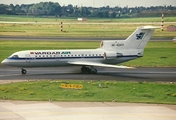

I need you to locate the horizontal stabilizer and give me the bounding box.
[140,26,161,30]
[68,61,135,69]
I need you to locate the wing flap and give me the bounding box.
[68,61,135,69]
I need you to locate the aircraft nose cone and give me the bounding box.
[1,59,8,65]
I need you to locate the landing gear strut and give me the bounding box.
[81,66,97,74]
[21,68,27,74]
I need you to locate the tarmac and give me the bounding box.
[0,101,176,120]
[1,66,176,81]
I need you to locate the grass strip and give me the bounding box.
[1,15,176,22]
[0,23,176,38]
[0,80,175,104]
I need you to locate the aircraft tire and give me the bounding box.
[81,66,97,74]
[85,67,91,73]
[92,69,97,74]
[21,69,27,74]
[81,67,86,73]
[81,66,91,74]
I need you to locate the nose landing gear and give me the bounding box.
[21,68,27,74]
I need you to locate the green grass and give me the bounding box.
[121,42,176,67]
[0,15,76,22]
[1,15,176,22]
[0,15,176,38]
[0,80,175,104]
[0,23,175,38]
[0,41,176,67]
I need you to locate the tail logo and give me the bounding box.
[136,32,145,40]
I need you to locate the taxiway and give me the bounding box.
[0,66,176,81]
[0,101,175,120]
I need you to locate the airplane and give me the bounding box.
[1,26,161,74]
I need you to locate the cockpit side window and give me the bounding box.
[9,55,19,59]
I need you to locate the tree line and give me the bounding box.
[0,2,176,18]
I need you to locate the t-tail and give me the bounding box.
[100,26,161,57]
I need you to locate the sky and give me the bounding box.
[0,0,176,7]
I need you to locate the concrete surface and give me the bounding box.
[0,101,176,120]
[1,66,176,81]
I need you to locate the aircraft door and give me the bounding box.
[25,54,30,63]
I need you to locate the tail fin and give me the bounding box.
[101,26,161,52]
[125,26,161,49]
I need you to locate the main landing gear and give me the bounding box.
[81,66,97,74]
[20,67,96,74]
[21,68,27,74]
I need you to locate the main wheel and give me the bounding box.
[90,66,97,74]
[81,66,91,74]
[81,66,97,74]
[81,66,87,73]
[21,69,27,74]
[92,69,97,74]
[85,67,91,73]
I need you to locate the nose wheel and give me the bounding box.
[21,68,27,74]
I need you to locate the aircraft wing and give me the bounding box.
[68,61,135,69]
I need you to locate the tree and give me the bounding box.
[0,2,176,17]
[103,10,109,18]
[110,12,116,18]
[0,4,8,14]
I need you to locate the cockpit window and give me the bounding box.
[10,55,19,59]
[13,55,19,58]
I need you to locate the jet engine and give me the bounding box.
[103,51,117,59]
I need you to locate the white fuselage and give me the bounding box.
[2,48,137,68]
